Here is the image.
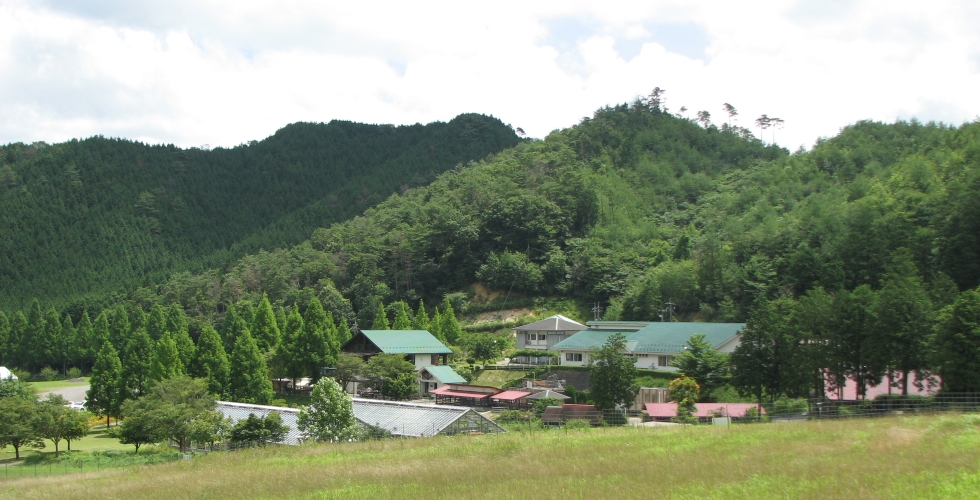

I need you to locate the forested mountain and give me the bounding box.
[4,94,980,398]
[0,114,520,310]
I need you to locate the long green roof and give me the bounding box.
[551,322,745,354]
[422,365,467,384]
[359,330,453,354]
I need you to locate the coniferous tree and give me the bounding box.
[59,314,76,375]
[109,305,131,353]
[191,324,230,396]
[166,305,196,371]
[92,311,111,353]
[39,307,61,371]
[86,341,123,426]
[23,300,45,371]
[145,304,168,341]
[121,328,154,400]
[303,297,335,370]
[251,294,280,352]
[371,302,390,330]
[228,330,274,404]
[281,307,307,385]
[149,332,183,382]
[391,302,412,330]
[75,311,94,372]
[323,310,340,367]
[934,288,980,392]
[412,300,430,331]
[129,307,147,333]
[0,311,9,365]
[429,308,445,344]
[220,306,250,355]
[9,312,27,369]
[439,298,463,345]
[336,316,352,347]
[872,251,933,395]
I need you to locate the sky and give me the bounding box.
[1,0,978,151]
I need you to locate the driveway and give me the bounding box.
[39,384,90,403]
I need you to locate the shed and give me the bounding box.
[419,365,467,395]
[541,404,601,426]
[489,390,533,409]
[430,383,500,406]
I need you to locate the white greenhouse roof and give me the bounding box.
[352,399,505,437]
[216,401,304,445]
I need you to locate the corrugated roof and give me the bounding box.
[421,365,466,384]
[525,389,570,400]
[491,390,532,401]
[552,322,745,354]
[514,314,587,332]
[216,401,304,445]
[352,399,505,437]
[431,386,493,399]
[358,330,453,354]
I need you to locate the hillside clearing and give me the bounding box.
[6,414,980,499]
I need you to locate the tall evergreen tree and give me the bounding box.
[371,302,390,330]
[429,308,445,343]
[323,310,341,366]
[228,330,274,404]
[109,304,131,353]
[145,304,168,342]
[39,307,61,370]
[149,332,183,382]
[86,341,123,426]
[832,285,879,399]
[8,312,27,369]
[23,300,45,371]
[439,298,463,345]
[391,301,412,330]
[190,324,230,396]
[121,328,154,400]
[731,296,793,406]
[220,305,250,355]
[166,305,196,371]
[0,311,9,365]
[303,297,335,369]
[412,300,430,331]
[251,294,280,352]
[281,307,307,384]
[59,314,76,375]
[129,307,147,333]
[872,251,933,395]
[92,311,111,353]
[336,315,352,347]
[75,311,94,372]
[934,288,980,392]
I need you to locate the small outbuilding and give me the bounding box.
[644,402,765,422]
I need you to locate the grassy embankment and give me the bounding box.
[7,414,980,499]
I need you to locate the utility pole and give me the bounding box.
[591,303,603,321]
[659,299,677,322]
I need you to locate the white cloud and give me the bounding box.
[0,0,977,150]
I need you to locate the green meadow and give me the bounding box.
[5,414,980,499]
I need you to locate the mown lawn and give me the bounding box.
[470,369,528,388]
[6,414,980,499]
[27,378,90,393]
[0,427,135,465]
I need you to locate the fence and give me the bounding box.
[0,453,183,481]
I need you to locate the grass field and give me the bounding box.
[5,414,980,499]
[470,369,528,388]
[0,427,134,465]
[27,378,90,393]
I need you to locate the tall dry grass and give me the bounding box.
[5,414,980,499]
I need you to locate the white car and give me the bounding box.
[66,401,87,411]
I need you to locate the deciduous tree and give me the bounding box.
[298,378,359,442]
[588,333,638,410]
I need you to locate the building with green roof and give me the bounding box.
[550,322,745,370]
[341,330,456,396]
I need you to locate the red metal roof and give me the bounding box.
[491,390,532,401]
[644,403,765,418]
[431,386,492,399]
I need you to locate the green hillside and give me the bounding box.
[0,114,519,310]
[153,98,977,326]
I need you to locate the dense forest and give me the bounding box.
[3,92,980,400]
[0,114,520,311]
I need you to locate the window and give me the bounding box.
[658,355,674,367]
[566,352,583,362]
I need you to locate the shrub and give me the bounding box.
[66,367,82,379]
[39,367,59,381]
[496,410,533,424]
[563,418,591,430]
